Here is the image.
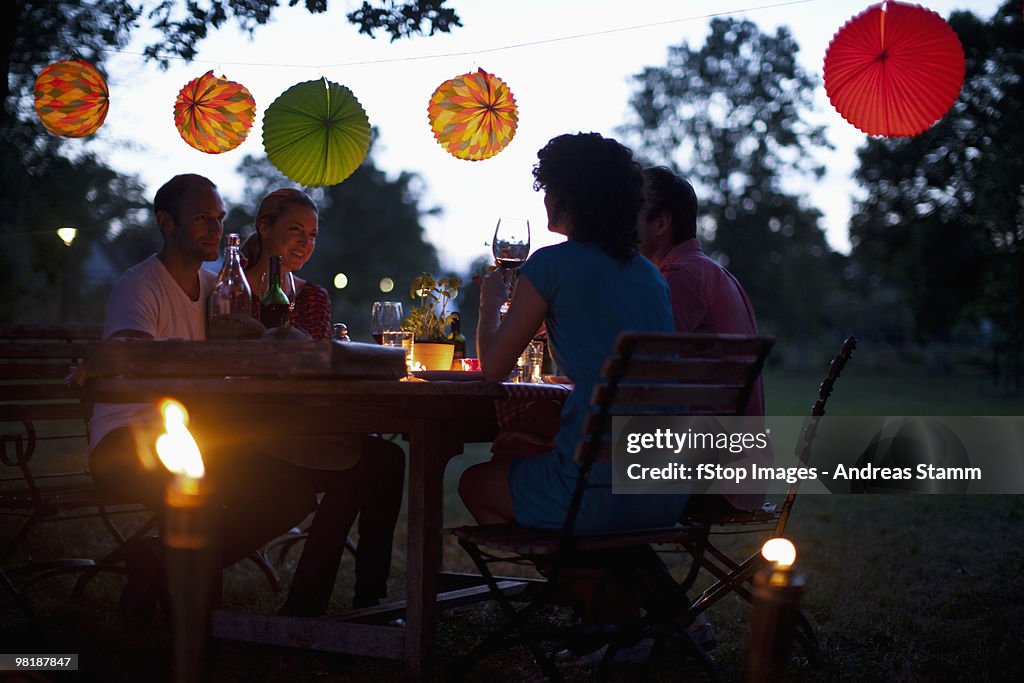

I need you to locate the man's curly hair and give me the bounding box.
[532,133,642,263]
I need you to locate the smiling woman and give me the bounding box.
[240,188,332,339]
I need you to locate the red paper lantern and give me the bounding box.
[824,1,965,137]
[34,60,109,138]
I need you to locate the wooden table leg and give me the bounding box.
[404,420,444,680]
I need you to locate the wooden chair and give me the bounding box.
[0,324,296,610]
[0,323,153,612]
[450,332,774,680]
[679,335,857,658]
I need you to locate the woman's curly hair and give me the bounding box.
[532,132,643,262]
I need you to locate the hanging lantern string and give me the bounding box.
[74,0,816,72]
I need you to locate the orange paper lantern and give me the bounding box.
[33,60,109,138]
[174,70,256,154]
[824,1,965,137]
[427,68,518,161]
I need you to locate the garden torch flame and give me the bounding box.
[761,537,797,586]
[761,537,796,568]
[156,399,205,493]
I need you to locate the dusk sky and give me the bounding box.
[68,0,999,272]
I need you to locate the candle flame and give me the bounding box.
[156,399,205,479]
[761,537,796,569]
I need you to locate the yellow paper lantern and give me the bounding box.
[427,68,518,161]
[34,60,109,138]
[174,70,257,154]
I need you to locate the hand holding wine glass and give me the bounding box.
[492,218,531,269]
[492,218,530,314]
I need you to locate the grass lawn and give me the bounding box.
[2,366,1023,681]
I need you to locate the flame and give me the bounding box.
[761,537,796,569]
[156,399,205,480]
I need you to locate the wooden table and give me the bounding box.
[85,339,507,679]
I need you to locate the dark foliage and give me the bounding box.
[849,1,1023,344]
[619,17,839,340]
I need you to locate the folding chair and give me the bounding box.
[0,324,154,613]
[679,335,857,658]
[0,324,288,613]
[450,332,775,681]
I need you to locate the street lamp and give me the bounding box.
[57,227,77,247]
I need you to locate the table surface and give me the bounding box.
[83,339,557,679]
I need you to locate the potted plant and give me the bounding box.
[401,273,462,370]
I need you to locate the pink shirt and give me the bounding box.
[659,239,768,510]
[658,238,764,414]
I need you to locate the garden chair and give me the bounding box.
[679,335,857,658]
[0,323,153,613]
[450,332,774,681]
[0,324,292,614]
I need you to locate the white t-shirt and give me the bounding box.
[89,255,216,450]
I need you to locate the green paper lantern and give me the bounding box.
[262,78,371,186]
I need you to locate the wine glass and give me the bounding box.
[282,272,296,312]
[492,218,531,314]
[371,301,404,344]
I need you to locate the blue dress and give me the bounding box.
[507,241,687,532]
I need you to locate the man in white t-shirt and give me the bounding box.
[89,174,316,623]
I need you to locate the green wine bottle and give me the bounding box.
[449,312,466,369]
[259,255,291,329]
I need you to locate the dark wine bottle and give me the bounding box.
[449,312,466,369]
[259,255,291,329]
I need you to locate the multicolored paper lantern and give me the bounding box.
[33,60,109,138]
[173,70,256,154]
[262,78,371,187]
[427,68,518,161]
[823,1,965,137]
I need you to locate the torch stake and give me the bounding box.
[164,482,218,683]
[745,569,805,683]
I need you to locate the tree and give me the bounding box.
[0,0,462,324]
[849,2,1023,345]
[619,17,840,340]
[1,0,461,122]
[231,141,443,341]
[1,1,138,124]
[0,122,148,322]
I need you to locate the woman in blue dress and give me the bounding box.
[460,132,688,533]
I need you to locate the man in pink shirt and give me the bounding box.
[637,166,765,415]
[637,166,768,512]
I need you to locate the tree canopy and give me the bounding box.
[619,17,838,340]
[0,120,149,322]
[0,0,462,325]
[848,1,1023,343]
[1,0,462,121]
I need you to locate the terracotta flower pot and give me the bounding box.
[413,342,455,371]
